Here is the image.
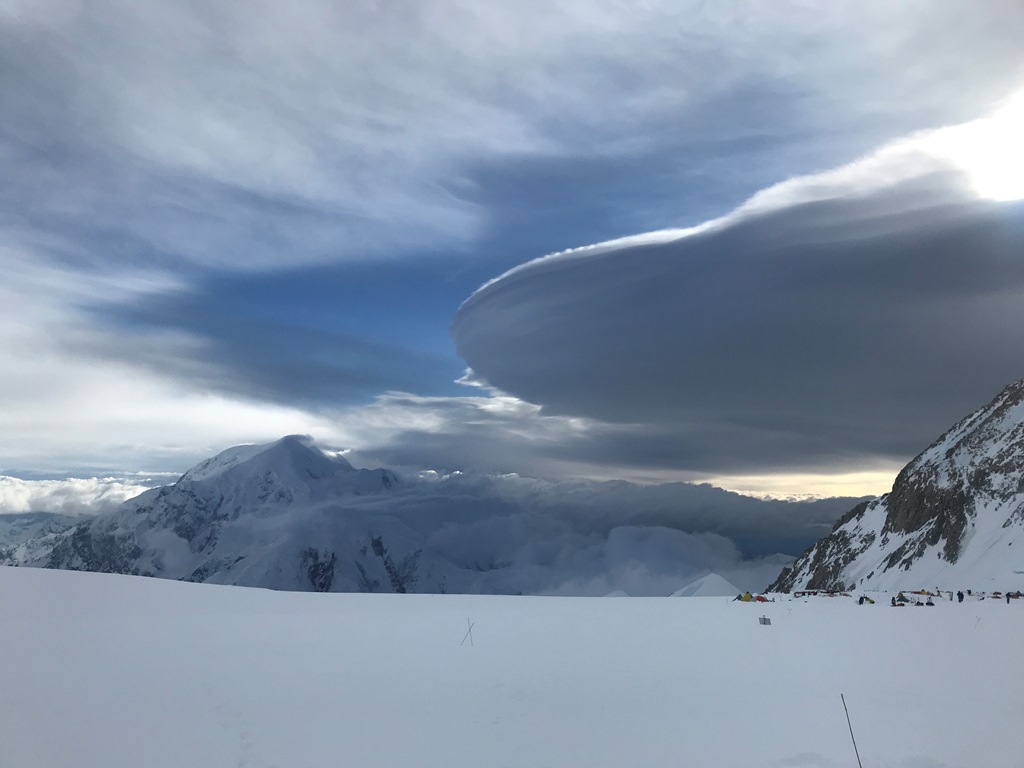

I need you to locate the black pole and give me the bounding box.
[841,693,864,768]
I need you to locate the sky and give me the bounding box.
[3,0,1024,502]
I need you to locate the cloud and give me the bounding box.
[452,105,1024,477]
[315,465,859,593]
[3,1,1023,477]
[0,476,151,516]
[0,248,354,473]
[4,0,1022,275]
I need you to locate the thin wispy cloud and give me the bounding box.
[5,0,1021,276]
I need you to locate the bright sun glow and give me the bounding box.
[925,89,1024,201]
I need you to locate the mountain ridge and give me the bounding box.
[770,378,1024,592]
[2,437,857,595]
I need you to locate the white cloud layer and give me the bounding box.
[0,476,150,515]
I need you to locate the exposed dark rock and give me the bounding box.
[769,377,1024,592]
[47,522,144,576]
[301,548,337,592]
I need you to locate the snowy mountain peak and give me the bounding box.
[180,435,354,484]
[27,436,399,585]
[771,378,1024,592]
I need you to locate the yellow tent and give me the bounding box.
[740,592,753,602]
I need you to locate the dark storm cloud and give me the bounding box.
[452,161,1024,475]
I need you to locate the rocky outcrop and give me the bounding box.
[770,378,1024,592]
[0,512,80,566]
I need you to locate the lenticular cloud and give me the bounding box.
[452,126,1024,475]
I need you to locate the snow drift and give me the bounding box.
[3,566,1022,768]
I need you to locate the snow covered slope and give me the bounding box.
[0,511,79,564]
[3,566,1023,768]
[34,435,406,592]
[8,436,857,594]
[772,378,1024,592]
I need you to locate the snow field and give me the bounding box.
[2,567,1022,768]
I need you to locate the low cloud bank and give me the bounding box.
[332,470,860,594]
[0,476,151,516]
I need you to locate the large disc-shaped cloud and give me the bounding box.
[452,133,1024,474]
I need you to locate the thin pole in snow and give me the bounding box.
[461,617,475,647]
[974,616,982,629]
[841,693,864,768]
